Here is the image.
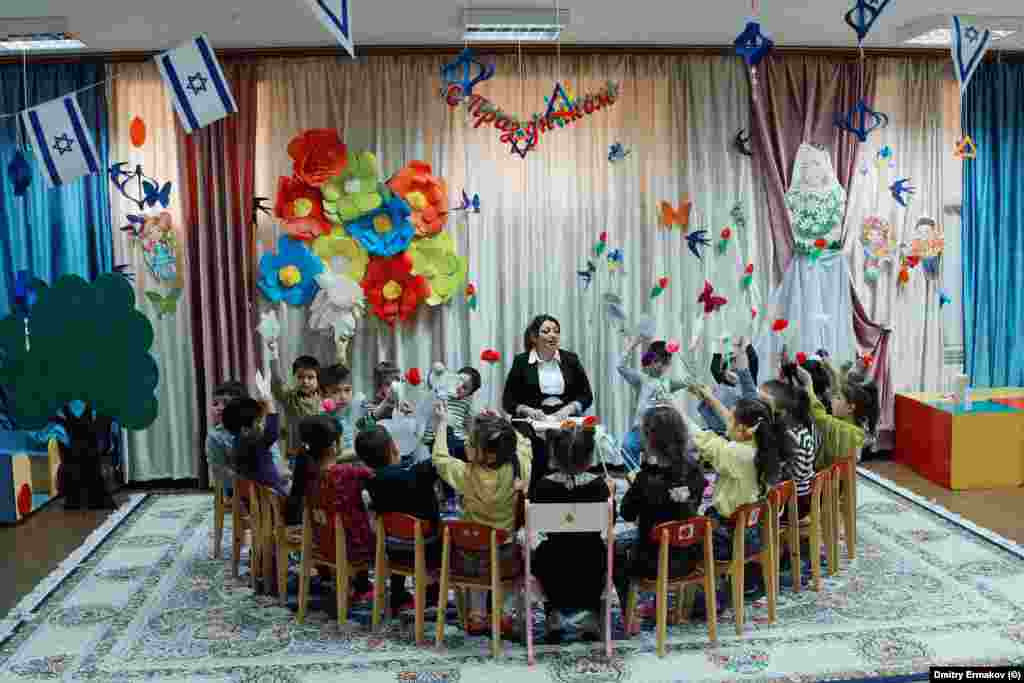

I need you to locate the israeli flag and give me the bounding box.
[155,34,237,134]
[951,16,992,97]
[20,96,101,189]
[305,0,354,58]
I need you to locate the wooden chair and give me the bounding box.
[831,455,858,560]
[716,498,777,636]
[46,438,60,497]
[624,517,717,657]
[769,480,801,594]
[231,478,265,587]
[296,498,371,626]
[372,512,440,644]
[435,521,522,657]
[261,486,303,606]
[524,499,615,665]
[779,468,833,591]
[211,469,233,560]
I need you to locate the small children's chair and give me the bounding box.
[261,486,303,606]
[231,478,265,587]
[716,498,777,636]
[769,480,801,594]
[524,498,615,665]
[435,520,522,658]
[625,517,718,656]
[831,455,858,560]
[211,471,233,560]
[780,468,833,591]
[296,498,370,626]
[372,512,440,644]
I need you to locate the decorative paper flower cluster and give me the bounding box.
[260,128,467,329]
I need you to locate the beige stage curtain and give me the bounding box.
[254,54,762,440]
[108,63,198,481]
[843,58,948,394]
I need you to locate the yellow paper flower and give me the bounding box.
[408,231,467,306]
[312,227,369,281]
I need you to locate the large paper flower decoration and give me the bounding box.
[408,231,467,305]
[258,235,324,305]
[309,270,366,360]
[287,129,348,187]
[360,252,431,326]
[387,161,449,237]
[346,193,416,257]
[274,176,331,241]
[312,227,369,281]
[322,151,384,224]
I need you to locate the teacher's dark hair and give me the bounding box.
[523,314,561,353]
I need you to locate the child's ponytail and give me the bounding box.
[733,398,782,495]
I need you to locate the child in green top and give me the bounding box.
[271,355,322,457]
[795,364,875,469]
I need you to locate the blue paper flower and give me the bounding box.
[258,235,324,306]
[345,193,415,257]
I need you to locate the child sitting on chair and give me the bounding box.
[271,355,322,458]
[700,337,759,435]
[432,405,531,636]
[206,381,248,497]
[531,418,616,644]
[319,364,356,452]
[224,383,289,496]
[617,336,689,468]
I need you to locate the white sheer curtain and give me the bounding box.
[108,63,198,481]
[253,55,761,439]
[843,58,946,394]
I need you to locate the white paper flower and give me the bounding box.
[256,310,281,359]
[309,271,366,359]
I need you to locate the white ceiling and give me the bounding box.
[2,0,1024,52]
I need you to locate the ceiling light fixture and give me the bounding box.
[463,8,569,42]
[905,27,1015,45]
[899,14,1022,46]
[0,17,86,52]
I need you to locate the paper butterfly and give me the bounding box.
[659,199,692,229]
[608,143,631,162]
[143,180,172,209]
[697,280,728,314]
[146,288,182,319]
[454,190,481,214]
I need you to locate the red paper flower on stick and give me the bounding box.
[405,368,423,386]
[360,252,431,326]
[287,129,348,187]
[796,352,808,365]
[582,415,599,428]
[480,348,500,363]
[772,319,789,332]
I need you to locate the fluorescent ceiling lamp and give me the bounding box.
[463,8,569,42]
[0,33,87,51]
[905,27,1015,45]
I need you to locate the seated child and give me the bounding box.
[432,405,532,635]
[271,355,322,457]
[532,419,617,643]
[760,366,820,519]
[615,404,706,635]
[365,361,409,420]
[206,381,248,496]
[423,364,482,461]
[795,364,874,469]
[360,424,441,612]
[319,364,356,452]
[700,337,759,435]
[223,396,289,495]
[616,336,689,468]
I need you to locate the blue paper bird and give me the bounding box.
[890,178,915,207]
[440,48,496,104]
[734,20,774,67]
[835,100,889,142]
[939,291,951,308]
[112,265,135,283]
[143,180,172,209]
[608,143,631,163]
[685,230,711,260]
[577,260,597,290]
[844,0,893,45]
[7,149,32,197]
[735,129,753,156]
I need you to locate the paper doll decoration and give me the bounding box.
[860,215,894,283]
[954,136,977,160]
[785,143,847,257]
[608,143,631,163]
[256,309,281,360]
[844,0,893,46]
[697,281,727,314]
[120,212,182,286]
[734,129,753,157]
[835,100,889,142]
[440,48,495,105]
[890,178,915,207]
[910,216,943,278]
[951,17,992,96]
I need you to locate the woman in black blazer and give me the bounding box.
[502,314,594,491]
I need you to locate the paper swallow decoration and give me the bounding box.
[697,280,728,314]
[734,19,774,67]
[954,136,977,160]
[939,291,951,307]
[577,260,597,289]
[146,288,182,320]
[685,229,711,260]
[112,264,135,282]
[608,142,631,163]
[890,178,915,207]
[951,16,992,96]
[734,129,753,156]
[7,149,32,196]
[440,48,496,104]
[659,199,692,229]
[834,100,889,142]
[844,0,893,45]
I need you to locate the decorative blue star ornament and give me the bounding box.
[734,19,774,67]
[7,149,32,196]
[440,48,495,104]
[835,99,889,142]
[844,0,893,45]
[951,16,992,97]
[889,178,915,207]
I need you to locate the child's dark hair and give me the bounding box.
[320,364,352,390]
[213,381,248,401]
[373,361,401,389]
[732,398,783,495]
[711,345,760,386]
[642,341,671,367]
[291,416,341,503]
[355,424,395,469]
[545,424,596,476]
[799,359,833,411]
[641,404,699,483]
[292,355,320,376]
[467,413,519,470]
[842,380,880,434]
[761,377,813,430]
[457,366,482,394]
[222,397,263,436]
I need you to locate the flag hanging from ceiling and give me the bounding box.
[951,16,992,97]
[305,0,354,58]
[155,34,237,134]
[20,95,100,189]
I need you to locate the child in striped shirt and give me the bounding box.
[423,365,481,460]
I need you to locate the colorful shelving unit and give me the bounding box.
[0,432,60,523]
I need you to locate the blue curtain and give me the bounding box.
[0,61,113,318]
[962,62,1024,388]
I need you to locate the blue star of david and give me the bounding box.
[53,134,75,155]
[964,26,980,43]
[186,72,209,96]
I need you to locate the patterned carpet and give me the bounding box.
[2,475,1024,683]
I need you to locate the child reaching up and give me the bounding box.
[615,405,706,635]
[206,381,248,496]
[759,364,820,519]
[431,404,532,635]
[794,364,873,469]
[224,377,289,496]
[423,364,482,461]
[271,355,322,457]
[617,336,689,468]
[700,337,759,434]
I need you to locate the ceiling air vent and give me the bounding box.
[463,8,569,42]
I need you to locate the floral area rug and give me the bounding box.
[2,477,1024,683]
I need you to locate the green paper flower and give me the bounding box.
[408,231,467,306]
[321,151,384,223]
